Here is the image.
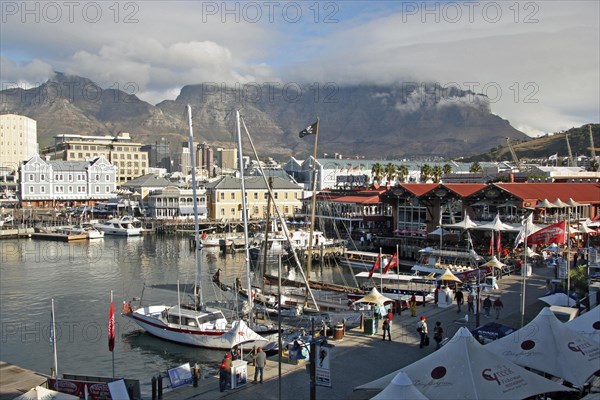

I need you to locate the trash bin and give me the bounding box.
[364,317,375,335]
[333,323,344,340]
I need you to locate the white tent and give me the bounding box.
[371,372,428,400]
[480,256,505,269]
[13,386,79,400]
[486,307,600,388]
[444,214,477,230]
[436,269,462,283]
[537,198,555,208]
[351,287,393,308]
[475,214,513,231]
[538,293,577,307]
[565,306,600,345]
[356,327,574,399]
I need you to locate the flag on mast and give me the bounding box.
[368,255,382,279]
[496,231,502,255]
[382,252,398,274]
[50,299,58,379]
[489,232,494,255]
[108,292,115,352]
[299,121,318,138]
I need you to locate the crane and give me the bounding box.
[589,124,596,159]
[506,137,522,170]
[565,134,574,167]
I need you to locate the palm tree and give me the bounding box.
[420,164,432,182]
[470,161,483,173]
[371,163,384,184]
[432,165,443,183]
[397,165,409,183]
[384,163,397,185]
[442,163,453,176]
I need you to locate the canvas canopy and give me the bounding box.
[436,269,462,283]
[355,327,575,399]
[352,287,393,308]
[536,198,555,208]
[471,322,516,342]
[538,293,576,307]
[370,372,428,400]
[480,256,505,269]
[486,307,600,388]
[475,214,513,231]
[444,214,477,230]
[565,306,600,345]
[13,386,79,400]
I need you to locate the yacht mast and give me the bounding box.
[187,105,204,310]
[235,110,254,326]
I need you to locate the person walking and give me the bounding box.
[434,286,439,305]
[253,347,267,383]
[467,290,475,313]
[382,317,392,341]
[219,353,232,392]
[493,297,504,320]
[417,316,428,348]
[433,321,444,350]
[483,295,492,318]
[455,289,464,313]
[410,294,417,317]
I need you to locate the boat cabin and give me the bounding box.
[164,306,228,330]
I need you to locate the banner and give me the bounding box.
[168,363,193,389]
[315,343,332,388]
[526,221,567,245]
[48,378,111,399]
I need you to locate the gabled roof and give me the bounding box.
[328,195,381,204]
[398,184,439,196]
[205,176,302,190]
[124,174,171,188]
[495,183,600,204]
[444,184,487,197]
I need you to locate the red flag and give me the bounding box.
[108,299,115,352]
[368,255,381,279]
[382,253,398,274]
[489,233,494,255]
[200,232,207,240]
[496,231,502,255]
[527,221,567,245]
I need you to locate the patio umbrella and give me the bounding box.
[536,198,555,208]
[475,214,512,231]
[356,327,575,398]
[486,307,600,388]
[371,372,428,400]
[436,269,462,283]
[551,198,569,208]
[480,256,505,269]
[538,293,576,307]
[565,306,600,345]
[13,386,79,400]
[351,287,394,309]
[444,213,477,230]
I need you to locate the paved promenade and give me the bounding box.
[163,265,557,400]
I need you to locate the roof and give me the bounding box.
[398,184,439,196]
[444,184,487,197]
[329,195,381,204]
[205,176,302,190]
[495,183,600,204]
[124,174,171,188]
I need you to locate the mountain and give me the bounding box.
[0,72,527,158]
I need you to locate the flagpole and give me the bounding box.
[379,247,383,292]
[566,214,571,305]
[305,117,320,307]
[51,299,58,380]
[110,290,115,378]
[520,217,528,328]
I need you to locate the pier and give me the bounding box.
[0,361,48,400]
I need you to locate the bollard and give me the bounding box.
[157,374,163,399]
[151,376,157,400]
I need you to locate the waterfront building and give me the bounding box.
[141,138,172,172]
[205,176,302,221]
[197,142,214,177]
[215,147,237,171]
[19,154,117,207]
[146,186,208,220]
[121,174,172,206]
[0,114,38,173]
[41,132,149,185]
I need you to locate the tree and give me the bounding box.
[469,161,483,173]
[371,163,384,184]
[384,163,397,185]
[397,165,409,183]
[420,164,432,182]
[589,159,599,172]
[432,165,443,183]
[442,163,453,176]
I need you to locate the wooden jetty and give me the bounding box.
[0,361,48,400]
[31,232,87,242]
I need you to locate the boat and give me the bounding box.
[94,216,142,236]
[125,106,269,350]
[410,247,491,282]
[56,224,104,239]
[340,250,392,270]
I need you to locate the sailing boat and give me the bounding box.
[124,106,267,350]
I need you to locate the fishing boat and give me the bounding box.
[410,247,491,282]
[94,216,142,236]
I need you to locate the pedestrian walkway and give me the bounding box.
[162,266,556,400]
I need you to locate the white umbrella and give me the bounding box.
[480,256,505,269]
[13,386,79,400]
[371,372,428,400]
[436,269,462,283]
[356,327,575,398]
[352,287,394,309]
[486,307,600,388]
[536,198,555,208]
[444,213,477,230]
[565,306,600,345]
[538,293,576,307]
[475,214,512,231]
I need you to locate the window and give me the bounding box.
[230,208,236,216]
[29,174,33,181]
[274,192,278,199]
[95,186,100,193]
[40,186,45,193]
[220,193,225,201]
[106,175,110,181]
[253,192,258,200]
[40,174,45,181]
[230,193,235,200]
[29,187,34,193]
[220,208,225,217]
[263,193,268,200]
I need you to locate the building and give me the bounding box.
[19,154,117,207]
[146,187,208,220]
[0,114,38,173]
[205,176,302,221]
[121,174,172,206]
[141,138,172,172]
[41,132,148,185]
[215,147,237,171]
[196,142,214,176]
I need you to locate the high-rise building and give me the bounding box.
[215,147,237,171]
[197,142,214,176]
[0,114,38,172]
[142,138,171,172]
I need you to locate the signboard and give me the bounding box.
[315,343,332,388]
[48,379,111,399]
[231,360,248,389]
[590,248,598,267]
[107,380,130,400]
[557,258,567,279]
[168,363,193,389]
[336,175,368,186]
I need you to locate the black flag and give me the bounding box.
[299,121,318,138]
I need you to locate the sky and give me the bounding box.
[1,0,598,136]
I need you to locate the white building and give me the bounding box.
[146,187,208,220]
[0,114,38,172]
[20,155,117,207]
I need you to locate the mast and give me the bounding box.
[51,299,58,379]
[236,110,254,326]
[305,117,320,306]
[187,105,203,310]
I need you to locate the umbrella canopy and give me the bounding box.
[566,198,585,207]
[480,256,505,269]
[544,243,560,252]
[356,327,575,399]
[565,306,600,345]
[536,198,555,208]
[352,287,394,308]
[471,322,516,342]
[436,269,462,282]
[579,223,597,234]
[538,293,577,307]
[551,198,569,208]
[371,372,428,400]
[486,307,600,388]
[13,386,79,400]
[475,214,512,231]
[444,214,477,230]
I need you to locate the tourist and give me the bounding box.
[483,295,492,318]
[382,317,391,341]
[410,294,417,317]
[253,347,267,384]
[467,290,475,313]
[387,309,394,325]
[455,289,464,313]
[417,316,428,348]
[219,354,232,392]
[433,321,444,350]
[493,297,504,320]
[434,286,439,305]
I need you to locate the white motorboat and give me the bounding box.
[94,216,142,236]
[56,224,104,239]
[410,247,490,282]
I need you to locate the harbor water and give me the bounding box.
[0,235,358,396]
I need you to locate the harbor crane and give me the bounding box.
[565,134,575,167]
[506,137,522,170]
[589,124,597,159]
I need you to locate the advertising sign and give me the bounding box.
[168,363,193,389]
[315,343,332,388]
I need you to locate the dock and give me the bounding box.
[30,232,88,242]
[0,361,48,400]
[0,227,34,239]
